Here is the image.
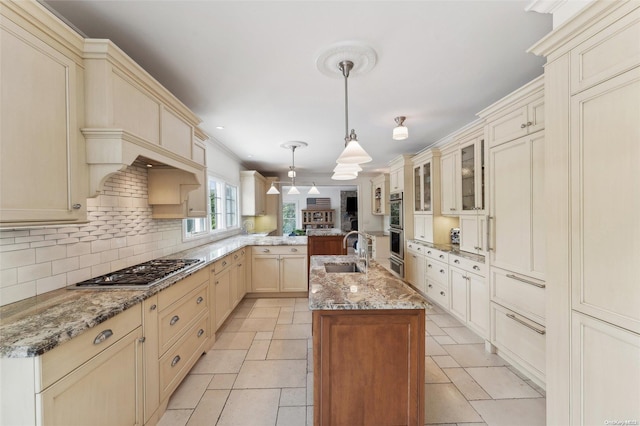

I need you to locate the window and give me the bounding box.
[184,175,239,239]
[282,202,297,236]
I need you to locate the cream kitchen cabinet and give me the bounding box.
[439,149,459,215]
[413,215,434,244]
[230,249,247,308]
[389,164,403,193]
[412,150,439,214]
[147,167,204,219]
[449,255,489,339]
[530,3,640,422]
[459,214,487,254]
[210,254,233,330]
[424,248,449,310]
[482,78,544,149]
[1,305,143,426]
[1,2,89,227]
[371,173,389,215]
[241,171,267,216]
[251,246,307,293]
[458,132,485,214]
[405,241,426,294]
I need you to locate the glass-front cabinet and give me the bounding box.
[370,173,389,215]
[413,151,437,214]
[459,135,485,214]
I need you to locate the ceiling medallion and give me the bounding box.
[315,41,378,79]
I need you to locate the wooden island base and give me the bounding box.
[312,309,425,426]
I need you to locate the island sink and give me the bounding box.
[323,263,363,273]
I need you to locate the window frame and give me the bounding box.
[183,174,239,240]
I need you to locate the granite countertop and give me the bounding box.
[306,229,346,236]
[363,230,389,237]
[0,234,307,358]
[407,239,485,263]
[309,255,430,311]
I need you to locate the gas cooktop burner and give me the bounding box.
[70,259,202,289]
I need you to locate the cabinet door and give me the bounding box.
[467,273,489,339]
[460,142,477,212]
[440,153,458,214]
[486,105,529,148]
[422,162,432,212]
[405,252,417,287]
[459,216,479,254]
[187,169,208,217]
[413,165,422,212]
[251,255,280,292]
[390,168,402,192]
[489,132,545,280]
[280,255,307,292]
[1,18,87,225]
[236,258,246,304]
[214,268,231,329]
[570,72,640,333]
[40,328,143,426]
[413,216,426,242]
[449,268,468,323]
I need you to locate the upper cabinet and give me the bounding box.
[371,174,389,215]
[459,132,485,214]
[241,171,266,216]
[1,1,89,227]
[412,150,440,214]
[439,146,459,215]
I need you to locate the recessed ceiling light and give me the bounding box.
[146,164,153,168]
[215,126,225,130]
[247,154,253,158]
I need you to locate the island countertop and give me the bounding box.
[309,255,430,310]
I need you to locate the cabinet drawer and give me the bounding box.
[159,282,208,354]
[425,258,448,285]
[41,304,142,390]
[426,280,449,310]
[450,255,486,277]
[406,241,427,256]
[230,248,246,263]
[159,313,209,400]
[490,267,545,324]
[424,247,448,262]
[252,245,306,255]
[491,303,546,383]
[211,254,232,275]
[158,267,208,308]
[570,7,640,94]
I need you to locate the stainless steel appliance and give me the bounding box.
[389,255,404,278]
[389,228,404,259]
[389,192,403,230]
[70,258,202,290]
[389,192,404,277]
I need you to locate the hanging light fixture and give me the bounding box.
[279,142,308,195]
[333,163,362,174]
[266,182,280,195]
[308,183,320,195]
[331,171,358,180]
[392,116,409,140]
[335,60,372,167]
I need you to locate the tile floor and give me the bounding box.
[158,297,546,426]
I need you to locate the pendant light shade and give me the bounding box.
[392,116,408,140]
[336,132,372,164]
[266,182,280,195]
[287,186,300,195]
[331,171,358,180]
[333,163,362,173]
[308,183,320,195]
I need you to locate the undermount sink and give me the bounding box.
[324,263,363,273]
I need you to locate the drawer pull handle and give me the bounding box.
[171,355,181,367]
[93,329,113,345]
[527,121,533,127]
[290,248,298,252]
[241,250,245,255]
[197,329,205,337]
[439,269,445,274]
[222,261,227,267]
[454,259,460,264]
[417,247,421,251]
[506,313,546,335]
[170,315,180,326]
[428,284,433,288]
[427,251,432,255]
[196,296,204,304]
[234,254,238,260]
[427,264,432,268]
[473,265,480,271]
[440,291,445,296]
[506,274,545,289]
[215,280,219,285]
[138,337,146,343]
[150,304,157,311]
[263,249,270,253]
[412,255,417,259]
[520,123,527,129]
[439,254,444,259]
[238,263,243,267]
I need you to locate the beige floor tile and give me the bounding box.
[234,360,307,389]
[254,298,296,307]
[213,332,256,350]
[229,306,252,319]
[444,344,509,367]
[246,339,271,360]
[249,307,281,318]
[208,374,237,390]
[276,406,307,426]
[280,387,306,406]
[456,423,486,426]
[424,383,483,424]
[237,318,278,332]
[273,323,312,340]
[433,335,457,345]
[426,320,448,336]
[428,304,447,314]
[186,389,230,426]
[277,310,294,324]
[432,355,461,368]
[430,314,464,328]
[307,347,313,372]
[425,356,451,384]
[470,398,546,426]
[254,331,274,340]
[465,367,542,399]
[442,368,491,401]
[426,336,450,356]
[292,311,312,324]
[190,350,247,374]
[294,302,310,312]
[168,374,213,409]
[218,318,245,332]
[217,389,281,426]
[157,409,192,426]
[267,339,308,360]
[306,372,313,406]
[442,326,485,344]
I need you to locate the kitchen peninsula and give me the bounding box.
[309,255,428,426]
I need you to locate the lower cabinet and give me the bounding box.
[313,309,425,426]
[449,256,488,339]
[251,246,307,293]
[405,242,426,293]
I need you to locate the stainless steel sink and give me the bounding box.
[324,263,363,273]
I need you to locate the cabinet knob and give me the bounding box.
[196,296,204,304]
[170,315,180,326]
[427,251,432,255]
[427,264,432,268]
[138,337,146,343]
[473,265,480,270]
[440,291,445,296]
[262,249,270,253]
[439,254,444,259]
[72,203,82,210]
[527,121,533,127]
[428,284,433,288]
[222,261,227,266]
[150,304,157,311]
[521,123,527,129]
[439,269,445,274]
[417,247,421,251]
[450,207,456,211]
[454,259,460,264]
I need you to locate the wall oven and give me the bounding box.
[389,192,403,230]
[389,255,404,278]
[389,227,403,259]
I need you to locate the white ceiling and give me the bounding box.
[43,0,552,176]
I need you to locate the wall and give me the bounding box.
[282,186,353,231]
[0,140,242,307]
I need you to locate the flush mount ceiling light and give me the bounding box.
[392,116,409,140]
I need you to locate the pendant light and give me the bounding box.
[331,171,358,180]
[308,183,320,195]
[266,182,280,195]
[392,116,408,140]
[333,163,362,174]
[280,141,307,195]
[335,60,372,167]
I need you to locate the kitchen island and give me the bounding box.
[309,255,428,426]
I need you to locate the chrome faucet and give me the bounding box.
[342,230,371,271]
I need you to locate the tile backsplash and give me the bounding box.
[0,165,226,306]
